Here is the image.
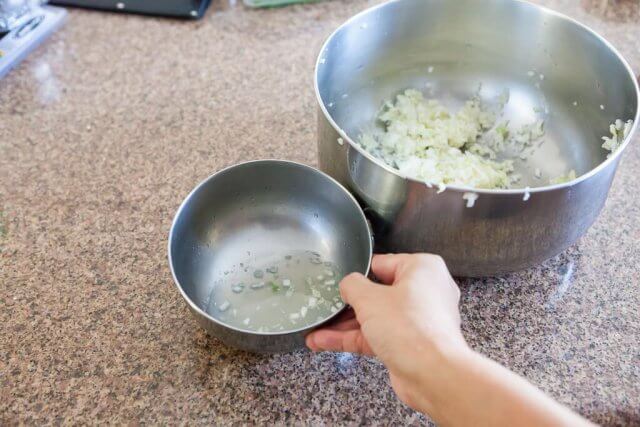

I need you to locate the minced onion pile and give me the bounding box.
[359,89,543,190]
[358,88,634,190]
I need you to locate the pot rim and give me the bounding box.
[313,0,640,196]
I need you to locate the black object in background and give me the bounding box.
[49,0,211,18]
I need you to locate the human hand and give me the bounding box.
[307,254,592,426]
[306,253,468,410]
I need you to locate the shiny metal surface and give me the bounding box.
[315,0,639,277]
[168,160,372,353]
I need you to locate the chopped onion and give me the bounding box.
[602,119,634,157]
[549,170,577,185]
[462,192,478,208]
[358,89,544,190]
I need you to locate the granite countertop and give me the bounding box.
[1,0,639,424]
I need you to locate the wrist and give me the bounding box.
[398,333,476,416]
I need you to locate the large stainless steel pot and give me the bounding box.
[315,0,639,277]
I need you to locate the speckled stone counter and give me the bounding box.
[1,0,638,424]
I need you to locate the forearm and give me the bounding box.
[404,342,592,426]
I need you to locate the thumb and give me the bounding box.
[339,272,385,311]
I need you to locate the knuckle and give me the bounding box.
[428,254,449,271]
[428,253,446,266]
[411,253,445,268]
[410,254,452,284]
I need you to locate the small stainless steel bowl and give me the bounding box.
[315,0,639,276]
[168,160,372,353]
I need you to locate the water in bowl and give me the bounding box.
[205,250,345,333]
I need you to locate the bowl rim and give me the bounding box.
[314,0,640,196]
[167,159,373,337]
